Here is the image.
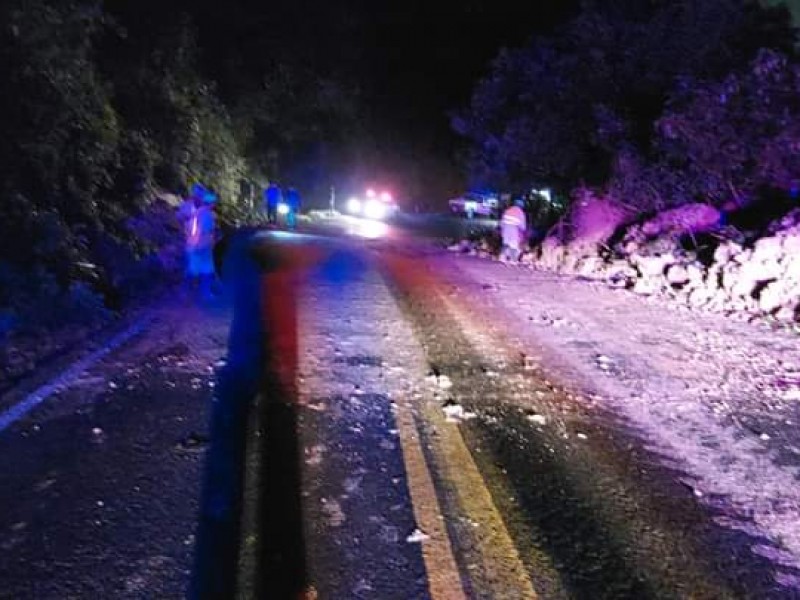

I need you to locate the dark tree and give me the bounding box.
[455,0,796,201]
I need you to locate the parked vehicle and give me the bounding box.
[448,192,499,218]
[346,188,399,221]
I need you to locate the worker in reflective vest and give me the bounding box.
[500,198,527,262]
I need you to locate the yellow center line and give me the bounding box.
[417,400,540,600]
[396,394,541,600]
[394,398,468,600]
[383,257,541,599]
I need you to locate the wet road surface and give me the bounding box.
[0,222,794,598]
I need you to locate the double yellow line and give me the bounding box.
[394,396,540,599]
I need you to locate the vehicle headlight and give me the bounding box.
[364,199,387,220]
[348,197,362,214]
[277,202,290,215]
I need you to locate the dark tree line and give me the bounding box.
[455,0,800,215]
[0,0,362,334]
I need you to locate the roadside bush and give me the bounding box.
[0,265,110,334]
[0,0,249,337]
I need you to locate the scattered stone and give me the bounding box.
[406,528,430,543]
[443,402,477,422]
[437,375,453,390]
[527,414,547,426]
[321,499,346,527]
[783,389,800,401]
[666,264,690,286]
[352,579,373,594]
[305,444,326,466]
[458,199,800,324]
[175,432,210,453]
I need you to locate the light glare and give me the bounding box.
[364,199,387,220]
[348,197,362,214]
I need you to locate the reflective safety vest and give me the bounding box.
[187,206,215,250]
[501,206,527,244]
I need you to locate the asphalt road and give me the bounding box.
[0,216,790,599]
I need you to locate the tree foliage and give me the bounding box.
[0,1,331,333]
[653,50,800,205]
[230,63,363,199]
[0,1,119,281]
[455,0,797,206]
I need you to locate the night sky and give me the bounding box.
[107,0,580,199]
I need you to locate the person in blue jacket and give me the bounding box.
[263,183,282,224]
[284,187,301,229]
